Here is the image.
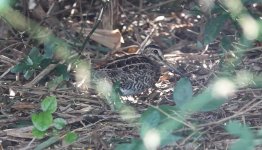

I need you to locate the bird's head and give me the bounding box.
[141,44,184,76]
[142,44,165,64]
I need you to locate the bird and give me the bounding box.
[92,44,183,96]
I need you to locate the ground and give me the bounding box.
[0,0,262,150]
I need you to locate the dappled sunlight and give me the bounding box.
[0,0,262,149]
[96,78,113,97]
[198,0,215,13]
[223,0,244,15]
[75,62,91,89]
[143,128,161,150]
[235,70,254,87]
[119,106,138,122]
[239,14,259,40]
[223,0,260,40]
[211,78,236,99]
[0,0,8,9]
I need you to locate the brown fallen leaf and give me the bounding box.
[76,28,124,50]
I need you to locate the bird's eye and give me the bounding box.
[153,49,158,54]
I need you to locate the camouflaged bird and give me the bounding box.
[93,44,182,96]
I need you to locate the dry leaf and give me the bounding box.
[78,28,124,50]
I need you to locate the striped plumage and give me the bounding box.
[93,44,169,96]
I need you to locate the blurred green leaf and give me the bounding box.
[179,89,223,112]
[11,62,28,73]
[41,96,57,113]
[204,13,230,45]
[32,111,53,131]
[140,105,183,146]
[26,56,33,65]
[115,139,145,150]
[47,75,64,90]
[28,47,44,68]
[53,118,67,130]
[40,58,52,68]
[220,36,233,50]
[32,127,45,139]
[226,121,253,138]
[226,121,255,150]
[230,139,254,150]
[256,20,262,41]
[160,134,182,146]
[44,40,55,59]
[11,47,45,76]
[199,97,226,112]
[140,108,161,137]
[241,0,262,4]
[107,81,123,111]
[64,132,78,144]
[55,64,70,80]
[196,41,204,49]
[28,47,40,57]
[173,77,193,107]
[34,136,60,150]
[24,69,34,80]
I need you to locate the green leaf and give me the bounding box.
[28,47,40,57]
[241,0,262,5]
[230,139,254,150]
[226,121,255,150]
[31,111,53,131]
[64,132,78,144]
[226,121,253,138]
[47,75,64,90]
[28,47,44,68]
[220,36,233,50]
[140,105,179,139]
[11,62,29,73]
[108,81,123,111]
[140,108,161,137]
[41,96,57,113]
[173,77,193,107]
[24,69,34,80]
[34,136,60,150]
[115,139,145,150]
[32,127,45,139]
[26,56,33,65]
[44,40,55,59]
[160,134,182,146]
[199,97,226,112]
[53,118,67,130]
[55,64,70,80]
[256,20,262,41]
[204,13,229,45]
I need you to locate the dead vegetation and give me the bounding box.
[0,0,262,149]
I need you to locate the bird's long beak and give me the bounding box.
[163,60,184,77]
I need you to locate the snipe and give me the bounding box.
[93,44,182,96]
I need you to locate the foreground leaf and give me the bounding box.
[64,132,78,144]
[32,127,45,139]
[53,118,67,130]
[226,121,254,150]
[32,111,53,131]
[173,77,193,107]
[41,96,57,113]
[204,13,229,45]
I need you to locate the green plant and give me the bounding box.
[11,39,69,83]
[31,96,78,145]
[115,1,262,150]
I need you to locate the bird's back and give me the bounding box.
[93,54,161,95]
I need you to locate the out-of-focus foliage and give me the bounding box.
[116,1,262,149]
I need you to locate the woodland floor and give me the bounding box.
[0,0,262,150]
